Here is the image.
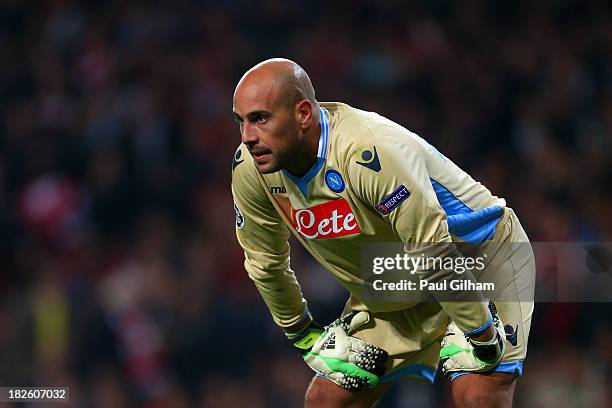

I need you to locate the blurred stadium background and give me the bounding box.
[0,0,610,407]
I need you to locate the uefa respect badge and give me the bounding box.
[376,185,410,215]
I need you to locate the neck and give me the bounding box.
[285,118,322,177]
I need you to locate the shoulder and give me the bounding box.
[325,102,421,152]
[331,113,424,174]
[231,143,250,175]
[231,144,267,197]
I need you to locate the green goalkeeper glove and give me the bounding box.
[286,312,388,391]
[440,301,506,376]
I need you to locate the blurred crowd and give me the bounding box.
[0,0,610,407]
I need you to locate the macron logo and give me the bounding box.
[505,324,519,347]
[270,186,287,194]
[376,185,410,215]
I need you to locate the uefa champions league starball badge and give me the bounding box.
[234,203,244,229]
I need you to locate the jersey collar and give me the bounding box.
[317,107,330,159]
[283,107,330,197]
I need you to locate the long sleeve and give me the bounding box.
[231,144,310,329]
[346,130,492,333]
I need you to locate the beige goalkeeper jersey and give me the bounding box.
[231,102,506,334]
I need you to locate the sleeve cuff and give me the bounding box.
[284,308,312,335]
[463,318,493,336]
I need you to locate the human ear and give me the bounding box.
[295,99,313,129]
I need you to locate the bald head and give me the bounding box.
[234,58,317,110]
[233,59,322,175]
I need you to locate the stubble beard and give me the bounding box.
[260,122,301,174]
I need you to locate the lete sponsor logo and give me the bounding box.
[291,198,361,239]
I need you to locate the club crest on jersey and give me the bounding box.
[291,198,361,240]
[234,203,244,229]
[376,185,410,215]
[356,146,381,172]
[325,170,345,193]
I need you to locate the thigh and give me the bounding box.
[304,375,393,408]
[492,232,536,365]
[478,208,536,365]
[343,302,448,383]
[451,372,518,408]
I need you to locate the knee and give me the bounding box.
[304,376,378,408]
[304,378,328,408]
[305,377,351,408]
[455,389,500,408]
[452,373,516,408]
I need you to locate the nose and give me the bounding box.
[241,121,258,145]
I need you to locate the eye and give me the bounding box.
[255,115,267,124]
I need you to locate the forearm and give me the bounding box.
[245,256,310,330]
[284,314,313,334]
[406,241,492,333]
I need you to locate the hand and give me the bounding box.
[287,312,388,391]
[440,302,506,375]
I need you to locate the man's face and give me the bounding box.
[233,82,301,174]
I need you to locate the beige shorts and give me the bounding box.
[345,208,536,383]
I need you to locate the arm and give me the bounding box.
[346,132,493,335]
[231,145,311,330]
[232,145,389,389]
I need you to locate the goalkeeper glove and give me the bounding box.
[286,312,388,391]
[440,301,506,376]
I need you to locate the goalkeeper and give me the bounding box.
[231,59,535,408]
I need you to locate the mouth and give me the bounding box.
[250,149,272,164]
